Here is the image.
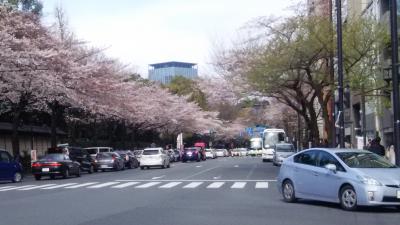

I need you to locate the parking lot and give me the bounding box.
[0,157,399,225]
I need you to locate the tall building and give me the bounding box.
[148,61,198,85]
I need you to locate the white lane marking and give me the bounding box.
[231,182,246,189]
[65,182,98,189]
[255,182,269,189]
[213,176,221,180]
[42,183,77,190]
[234,165,239,168]
[207,182,225,189]
[151,175,165,180]
[0,185,35,191]
[135,182,161,188]
[87,182,120,189]
[115,179,276,182]
[183,182,203,188]
[19,184,56,190]
[159,182,182,189]
[111,182,140,189]
[195,165,202,168]
[0,186,15,190]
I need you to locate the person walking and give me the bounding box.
[367,137,385,156]
[385,144,396,165]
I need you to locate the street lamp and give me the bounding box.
[390,0,400,166]
[336,0,345,148]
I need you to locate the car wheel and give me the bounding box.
[167,163,170,168]
[282,180,296,203]
[262,159,267,162]
[12,172,23,183]
[121,164,126,170]
[76,168,81,177]
[101,169,105,172]
[50,175,56,180]
[161,163,165,169]
[63,169,69,179]
[140,166,144,170]
[34,174,41,180]
[134,161,139,168]
[340,185,358,211]
[128,162,133,169]
[147,166,150,169]
[88,165,94,174]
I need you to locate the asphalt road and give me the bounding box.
[0,157,399,225]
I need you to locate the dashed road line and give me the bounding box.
[87,182,120,189]
[135,182,161,188]
[207,182,225,189]
[111,182,140,189]
[183,182,203,188]
[159,182,182,188]
[65,182,99,189]
[231,182,246,189]
[255,182,269,189]
[42,183,77,190]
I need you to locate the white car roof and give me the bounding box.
[144,147,163,151]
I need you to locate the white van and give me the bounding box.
[84,147,113,158]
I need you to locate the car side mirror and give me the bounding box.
[325,164,337,173]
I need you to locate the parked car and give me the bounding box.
[31,153,81,180]
[182,147,203,162]
[0,149,23,183]
[272,143,296,166]
[205,148,217,159]
[277,148,400,211]
[114,150,139,169]
[173,150,181,161]
[49,146,97,173]
[167,149,176,162]
[215,149,226,157]
[84,147,113,159]
[231,149,240,157]
[238,148,248,157]
[133,150,143,159]
[140,148,170,169]
[96,152,125,171]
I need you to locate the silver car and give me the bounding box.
[277,148,400,211]
[272,143,296,166]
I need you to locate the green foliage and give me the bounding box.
[166,76,208,110]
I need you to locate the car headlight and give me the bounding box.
[357,176,382,186]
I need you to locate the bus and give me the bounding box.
[261,128,286,162]
[249,137,262,156]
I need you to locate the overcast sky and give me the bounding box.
[41,0,295,77]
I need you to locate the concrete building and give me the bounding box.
[148,61,198,85]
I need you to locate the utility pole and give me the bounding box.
[390,0,400,166]
[336,0,345,148]
[329,0,336,148]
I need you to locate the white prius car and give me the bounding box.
[140,148,170,169]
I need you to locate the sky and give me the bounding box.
[41,0,295,77]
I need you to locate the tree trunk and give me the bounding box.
[50,104,57,148]
[11,110,21,157]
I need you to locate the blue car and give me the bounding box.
[0,149,23,183]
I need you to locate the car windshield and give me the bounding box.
[99,148,110,152]
[185,148,197,151]
[142,150,159,155]
[336,152,397,168]
[40,154,65,161]
[276,145,295,152]
[134,151,142,155]
[85,148,98,154]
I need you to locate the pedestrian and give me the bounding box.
[385,144,396,165]
[367,137,385,156]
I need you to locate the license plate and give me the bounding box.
[397,191,400,199]
[100,165,108,168]
[42,168,49,172]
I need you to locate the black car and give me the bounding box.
[49,146,97,173]
[114,150,139,169]
[182,147,202,162]
[31,153,81,180]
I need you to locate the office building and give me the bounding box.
[148,61,198,84]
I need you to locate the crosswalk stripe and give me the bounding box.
[0,185,35,191]
[65,182,99,189]
[135,182,161,188]
[87,182,120,189]
[19,184,57,190]
[231,182,246,189]
[159,182,182,188]
[42,183,77,190]
[183,182,203,188]
[207,182,225,189]
[0,186,15,190]
[255,182,268,189]
[111,182,140,189]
